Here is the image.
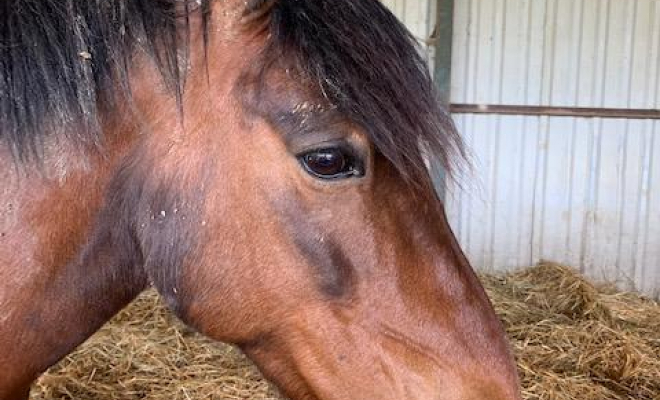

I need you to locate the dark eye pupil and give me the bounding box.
[304,149,346,177]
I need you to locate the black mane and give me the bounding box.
[1,0,465,189]
[0,0,201,161]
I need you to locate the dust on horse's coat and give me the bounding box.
[0,1,522,399]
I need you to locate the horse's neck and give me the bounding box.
[0,121,148,397]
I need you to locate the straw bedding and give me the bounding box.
[32,263,660,400]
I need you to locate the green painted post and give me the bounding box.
[432,0,454,198]
[435,0,454,106]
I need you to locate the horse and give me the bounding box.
[0,0,522,399]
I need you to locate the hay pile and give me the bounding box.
[33,263,659,400]
[483,263,660,400]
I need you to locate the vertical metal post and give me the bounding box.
[432,0,454,198]
[435,0,454,106]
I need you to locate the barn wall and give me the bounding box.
[447,0,660,296]
[382,0,437,66]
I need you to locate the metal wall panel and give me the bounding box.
[382,0,437,66]
[452,0,660,108]
[448,0,660,296]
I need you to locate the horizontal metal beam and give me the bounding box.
[450,104,660,120]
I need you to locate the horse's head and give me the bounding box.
[127,1,522,399]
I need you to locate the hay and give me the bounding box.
[483,263,660,400]
[32,262,659,400]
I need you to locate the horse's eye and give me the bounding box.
[299,147,363,180]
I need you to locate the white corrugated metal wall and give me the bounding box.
[382,0,437,65]
[447,0,660,297]
[385,0,660,297]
